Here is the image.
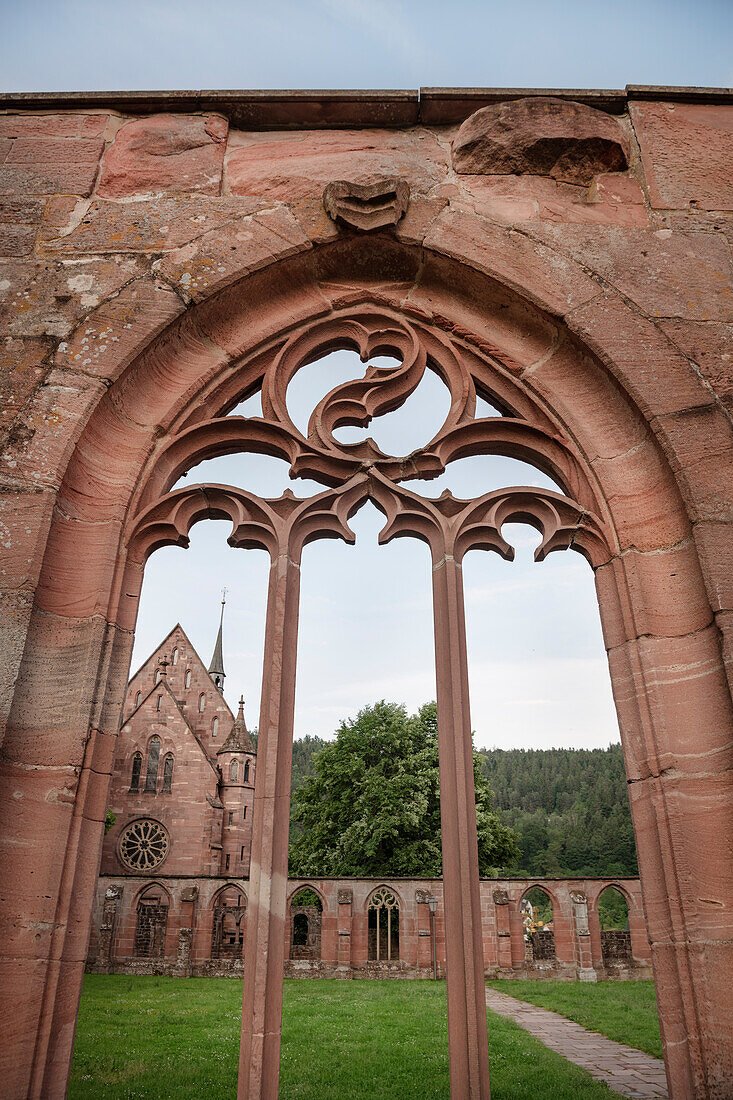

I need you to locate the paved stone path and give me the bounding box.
[485,987,668,1098]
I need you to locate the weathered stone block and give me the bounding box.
[0,335,51,432]
[0,257,145,339]
[226,128,448,199]
[533,224,733,321]
[0,136,105,197]
[452,97,629,185]
[98,114,228,198]
[40,193,265,254]
[158,206,309,303]
[630,101,733,211]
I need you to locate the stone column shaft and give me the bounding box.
[432,553,491,1099]
[238,551,301,1100]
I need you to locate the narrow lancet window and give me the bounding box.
[145,736,161,792]
[162,754,174,793]
[130,752,143,791]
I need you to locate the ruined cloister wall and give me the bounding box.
[87,875,652,982]
[0,87,732,1099]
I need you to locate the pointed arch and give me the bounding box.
[2,227,730,1099]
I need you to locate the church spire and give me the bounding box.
[208,588,227,693]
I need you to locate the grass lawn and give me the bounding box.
[487,979,663,1060]
[69,975,614,1098]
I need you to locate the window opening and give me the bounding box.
[368,888,400,962]
[231,760,238,782]
[289,888,323,960]
[522,887,555,966]
[120,819,169,871]
[199,693,205,712]
[134,887,168,958]
[145,736,161,792]
[599,886,631,967]
[185,669,191,688]
[228,811,233,825]
[213,716,219,737]
[129,752,143,791]
[172,647,179,664]
[156,694,162,712]
[135,690,141,707]
[225,854,230,870]
[161,754,173,793]
[243,761,250,783]
[212,886,246,959]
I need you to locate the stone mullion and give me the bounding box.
[238,549,301,1100]
[431,550,491,1100]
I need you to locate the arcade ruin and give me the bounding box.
[0,86,732,1098]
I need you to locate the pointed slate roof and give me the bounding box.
[217,697,255,754]
[208,595,226,689]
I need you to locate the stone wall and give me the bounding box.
[87,874,652,982]
[2,87,732,1098]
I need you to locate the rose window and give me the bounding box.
[118,819,170,871]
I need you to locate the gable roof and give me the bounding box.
[126,622,235,727]
[123,677,221,780]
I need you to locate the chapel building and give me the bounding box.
[100,608,257,886]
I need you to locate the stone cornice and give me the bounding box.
[0,85,731,128]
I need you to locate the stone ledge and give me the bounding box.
[0,86,731,129]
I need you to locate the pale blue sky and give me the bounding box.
[135,353,617,749]
[1,0,731,91]
[6,2,728,747]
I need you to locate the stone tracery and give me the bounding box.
[119,304,614,1100]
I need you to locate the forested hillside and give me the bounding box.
[477,745,637,878]
[288,732,637,879]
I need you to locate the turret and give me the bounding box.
[217,696,256,875]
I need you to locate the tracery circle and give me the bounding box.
[118,819,169,871]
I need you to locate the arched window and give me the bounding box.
[199,693,205,713]
[161,754,174,793]
[230,760,238,782]
[172,647,179,665]
[135,690,141,707]
[129,752,143,791]
[212,886,246,959]
[243,761,250,783]
[290,888,323,960]
[185,669,191,688]
[368,888,400,962]
[154,667,161,684]
[598,886,631,968]
[156,694,162,711]
[522,887,555,966]
[212,716,219,738]
[145,736,161,792]
[135,885,168,958]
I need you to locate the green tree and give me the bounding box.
[288,700,518,877]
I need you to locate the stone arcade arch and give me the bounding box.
[0,225,731,1100]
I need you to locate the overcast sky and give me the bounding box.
[1,0,731,91]
[5,1,729,748]
[134,354,618,749]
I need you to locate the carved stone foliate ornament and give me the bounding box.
[493,889,509,905]
[337,888,353,905]
[323,177,410,231]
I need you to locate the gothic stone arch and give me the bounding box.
[0,139,731,1100]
